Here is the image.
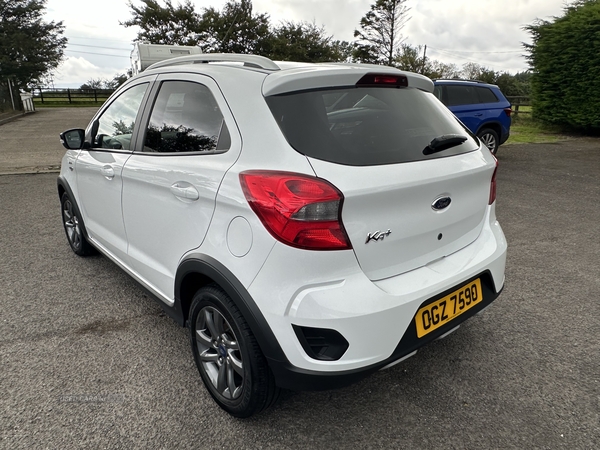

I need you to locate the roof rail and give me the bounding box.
[147,53,281,71]
[328,62,401,70]
[434,78,489,84]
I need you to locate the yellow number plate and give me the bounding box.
[415,279,483,338]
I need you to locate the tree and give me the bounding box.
[264,21,350,62]
[0,0,67,88]
[460,62,495,81]
[426,60,460,80]
[525,0,600,131]
[123,0,271,54]
[393,43,423,72]
[200,0,271,54]
[79,78,106,90]
[107,72,131,89]
[353,0,411,65]
[393,44,459,79]
[79,72,130,90]
[122,0,351,63]
[121,0,203,46]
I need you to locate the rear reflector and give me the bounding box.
[357,73,408,87]
[489,156,498,205]
[240,171,352,250]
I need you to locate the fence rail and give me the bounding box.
[32,88,115,105]
[507,96,531,117]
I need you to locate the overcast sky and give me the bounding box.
[45,0,568,87]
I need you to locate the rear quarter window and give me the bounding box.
[475,87,499,103]
[266,86,479,166]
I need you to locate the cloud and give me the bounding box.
[50,57,125,88]
[252,0,566,72]
[43,0,569,85]
[253,0,370,40]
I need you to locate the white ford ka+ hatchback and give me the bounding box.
[58,54,507,417]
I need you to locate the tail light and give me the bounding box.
[489,156,498,205]
[240,171,352,250]
[504,107,512,117]
[356,73,408,87]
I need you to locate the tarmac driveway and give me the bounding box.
[0,107,97,175]
[0,108,598,448]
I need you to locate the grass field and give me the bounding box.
[506,112,568,145]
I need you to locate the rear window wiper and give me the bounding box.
[423,134,468,155]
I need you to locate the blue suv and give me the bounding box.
[433,80,512,154]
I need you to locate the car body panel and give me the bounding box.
[308,147,495,280]
[121,73,243,301]
[75,150,132,261]
[247,203,506,372]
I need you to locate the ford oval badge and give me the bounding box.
[432,196,452,211]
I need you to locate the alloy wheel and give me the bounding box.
[195,306,244,399]
[63,199,82,250]
[480,133,497,153]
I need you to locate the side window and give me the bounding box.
[475,87,499,103]
[143,81,230,153]
[93,83,148,150]
[446,85,478,106]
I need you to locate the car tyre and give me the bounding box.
[189,284,280,417]
[477,128,500,155]
[60,192,95,256]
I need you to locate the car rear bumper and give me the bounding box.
[268,271,502,390]
[247,204,507,389]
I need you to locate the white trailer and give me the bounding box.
[130,43,202,75]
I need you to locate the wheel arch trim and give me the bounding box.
[475,121,502,136]
[57,176,92,243]
[175,254,289,365]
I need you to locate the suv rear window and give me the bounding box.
[266,87,478,166]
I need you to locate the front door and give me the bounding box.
[76,82,150,261]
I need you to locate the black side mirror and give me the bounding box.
[59,129,86,150]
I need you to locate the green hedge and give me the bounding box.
[526,0,600,132]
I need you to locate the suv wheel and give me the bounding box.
[477,128,499,154]
[60,193,95,256]
[189,285,280,417]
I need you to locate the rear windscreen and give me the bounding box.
[266,87,479,166]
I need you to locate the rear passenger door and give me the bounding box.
[444,85,501,133]
[444,85,482,133]
[121,74,241,303]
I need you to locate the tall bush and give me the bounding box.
[525,0,600,131]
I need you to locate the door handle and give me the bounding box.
[100,165,115,179]
[170,182,199,201]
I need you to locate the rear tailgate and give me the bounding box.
[264,65,496,280]
[308,151,494,280]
